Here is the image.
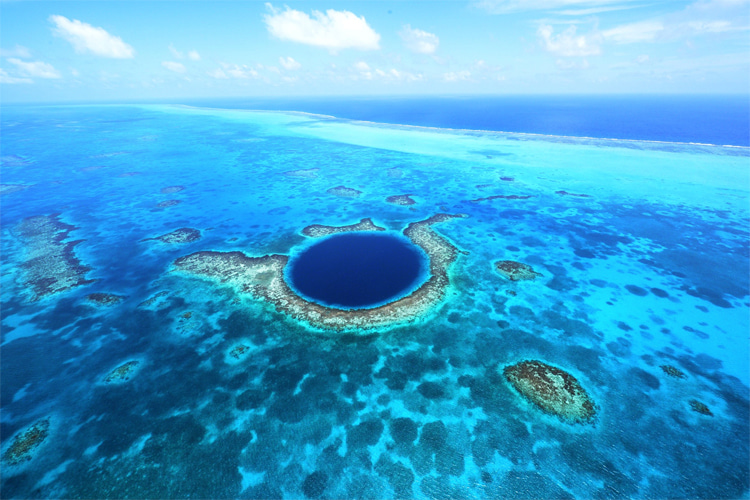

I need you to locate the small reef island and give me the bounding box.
[173,214,466,331]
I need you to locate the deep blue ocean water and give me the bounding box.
[1,97,749,499]
[179,95,750,146]
[289,233,425,308]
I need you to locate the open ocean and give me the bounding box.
[1,96,749,499]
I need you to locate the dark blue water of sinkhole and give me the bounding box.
[288,233,427,308]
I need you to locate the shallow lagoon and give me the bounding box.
[1,104,748,499]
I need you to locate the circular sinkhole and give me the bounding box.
[287,232,429,309]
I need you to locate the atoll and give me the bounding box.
[87,293,124,306]
[470,195,533,202]
[284,168,319,179]
[660,365,686,379]
[14,214,96,301]
[689,399,713,416]
[327,185,362,198]
[143,228,201,244]
[161,185,185,194]
[174,213,466,331]
[105,361,140,383]
[302,218,386,238]
[504,360,597,424]
[2,418,50,465]
[386,194,417,206]
[495,261,542,281]
[157,200,182,208]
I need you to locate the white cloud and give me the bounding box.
[0,45,31,58]
[0,68,33,84]
[207,68,229,79]
[354,61,370,71]
[162,61,186,73]
[169,44,183,59]
[220,63,259,79]
[602,20,664,43]
[188,50,201,61]
[444,70,471,81]
[556,58,590,69]
[50,15,135,58]
[7,58,61,79]
[399,25,439,54]
[279,56,301,70]
[537,24,601,56]
[264,4,380,51]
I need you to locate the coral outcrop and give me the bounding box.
[495,261,542,281]
[2,419,50,465]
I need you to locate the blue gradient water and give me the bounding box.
[1,99,748,499]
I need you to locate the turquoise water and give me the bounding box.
[1,104,748,498]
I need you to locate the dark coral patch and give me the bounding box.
[504,360,597,424]
[689,400,713,416]
[495,260,542,281]
[302,218,385,238]
[161,185,185,194]
[625,285,649,296]
[229,344,250,359]
[2,419,50,465]
[660,364,686,379]
[386,194,417,206]
[105,360,140,383]
[302,471,328,498]
[556,190,591,198]
[327,185,362,198]
[16,214,96,301]
[143,228,201,244]
[86,293,124,306]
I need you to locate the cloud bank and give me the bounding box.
[264,4,380,51]
[50,15,135,58]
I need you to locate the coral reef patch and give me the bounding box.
[284,168,319,179]
[470,195,533,202]
[142,228,201,244]
[302,218,385,238]
[104,361,140,383]
[173,214,466,331]
[327,185,362,198]
[386,194,417,206]
[504,360,597,424]
[86,293,124,306]
[160,186,185,194]
[14,214,96,301]
[2,418,50,465]
[660,365,686,379]
[1,184,32,196]
[157,200,182,208]
[689,399,713,416]
[229,344,250,360]
[556,190,591,198]
[495,261,543,281]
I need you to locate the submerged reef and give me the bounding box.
[470,194,533,202]
[2,419,50,465]
[14,214,95,301]
[504,360,597,424]
[302,218,385,238]
[556,190,591,198]
[104,361,140,383]
[1,184,32,196]
[327,185,362,198]
[143,228,201,244]
[229,344,250,360]
[660,365,686,379]
[689,400,713,416]
[386,194,417,206]
[160,186,184,194]
[157,200,182,208]
[495,260,542,281]
[86,293,124,306]
[174,214,466,331]
[284,168,319,179]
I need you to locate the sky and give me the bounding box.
[0,0,748,102]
